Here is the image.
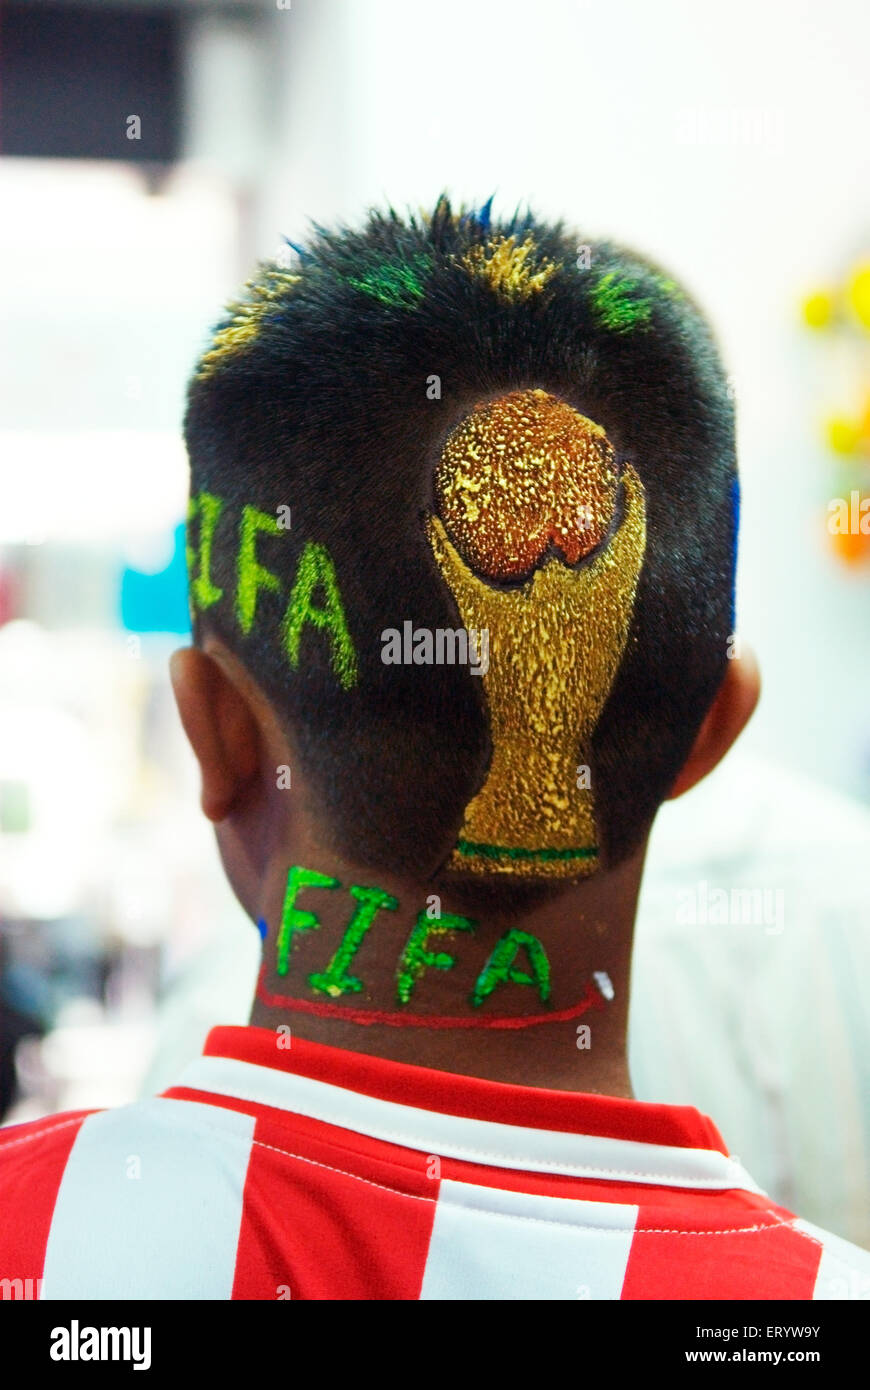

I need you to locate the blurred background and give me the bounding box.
[1,0,868,1244]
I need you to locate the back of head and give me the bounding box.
[184,196,737,910]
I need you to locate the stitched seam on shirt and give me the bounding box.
[0,1115,88,1151]
[249,1134,827,1240]
[241,1134,817,1245]
[169,1086,746,1187]
[0,1110,840,1251]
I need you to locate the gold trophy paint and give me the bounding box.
[428,388,647,878]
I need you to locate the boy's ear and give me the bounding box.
[169,647,261,822]
[668,645,761,801]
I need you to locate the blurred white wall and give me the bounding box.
[254,0,870,801]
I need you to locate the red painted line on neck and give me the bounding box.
[256,965,605,1029]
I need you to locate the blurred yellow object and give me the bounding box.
[825,415,860,455]
[802,288,834,329]
[847,263,870,329]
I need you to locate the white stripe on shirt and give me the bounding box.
[421,1182,638,1300]
[41,1098,255,1300]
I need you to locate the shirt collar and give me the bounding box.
[172,1025,761,1193]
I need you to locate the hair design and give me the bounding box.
[184,196,737,905]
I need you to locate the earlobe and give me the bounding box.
[668,645,761,801]
[169,647,261,821]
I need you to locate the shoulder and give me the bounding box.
[794,1218,870,1299]
[0,1093,254,1195]
[0,1095,257,1300]
[0,1110,100,1293]
[0,1109,99,1186]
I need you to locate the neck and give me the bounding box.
[246,837,645,1096]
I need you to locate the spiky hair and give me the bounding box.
[184,195,738,902]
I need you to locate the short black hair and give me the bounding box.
[184,195,737,903]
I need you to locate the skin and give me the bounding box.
[170,635,760,1097]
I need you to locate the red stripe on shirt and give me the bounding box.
[230,1110,437,1300]
[619,1205,823,1300]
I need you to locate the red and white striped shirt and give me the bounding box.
[1,1025,867,1300]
